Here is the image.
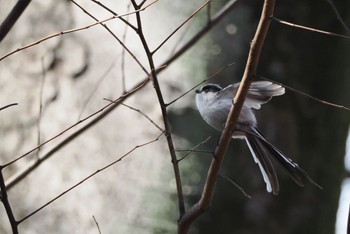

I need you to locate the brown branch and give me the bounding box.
[256,75,350,111]
[166,62,236,106]
[155,0,240,75]
[89,0,137,31]
[92,216,102,234]
[16,132,163,224]
[218,174,251,199]
[177,0,276,233]
[272,17,350,40]
[0,0,31,43]
[177,136,212,163]
[152,0,211,55]
[120,103,164,132]
[0,169,18,234]
[131,0,186,217]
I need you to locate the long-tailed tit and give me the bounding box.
[195,81,314,195]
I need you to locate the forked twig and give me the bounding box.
[152,0,211,55]
[177,136,212,162]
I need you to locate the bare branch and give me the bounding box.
[326,0,350,35]
[0,169,18,234]
[272,17,350,40]
[152,0,212,55]
[16,132,163,224]
[0,103,18,112]
[120,103,164,132]
[178,0,276,232]
[92,216,102,234]
[77,60,116,121]
[0,0,31,43]
[218,174,252,199]
[256,75,350,111]
[166,62,236,106]
[177,136,212,162]
[89,0,137,31]
[155,0,240,75]
[36,58,46,159]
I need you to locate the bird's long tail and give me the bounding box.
[244,127,318,195]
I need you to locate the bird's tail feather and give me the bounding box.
[244,127,320,195]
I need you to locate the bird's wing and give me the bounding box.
[221,81,285,109]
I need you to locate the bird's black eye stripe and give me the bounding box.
[200,84,222,93]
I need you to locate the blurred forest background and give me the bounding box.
[0,0,350,234]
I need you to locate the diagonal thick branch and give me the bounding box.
[177,0,276,233]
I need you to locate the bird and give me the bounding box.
[195,81,315,195]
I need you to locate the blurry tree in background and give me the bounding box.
[0,0,350,234]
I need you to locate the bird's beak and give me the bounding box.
[195,89,200,93]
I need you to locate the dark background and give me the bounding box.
[169,0,350,233]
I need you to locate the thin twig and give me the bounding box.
[326,0,350,35]
[272,17,350,40]
[175,149,213,154]
[92,216,102,234]
[166,62,236,107]
[121,2,132,93]
[152,0,211,55]
[89,0,137,31]
[218,174,252,198]
[0,103,18,112]
[77,60,116,121]
[256,75,350,111]
[70,0,149,76]
[177,136,212,162]
[16,132,163,224]
[36,58,46,159]
[155,0,240,75]
[0,0,158,62]
[105,100,165,132]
